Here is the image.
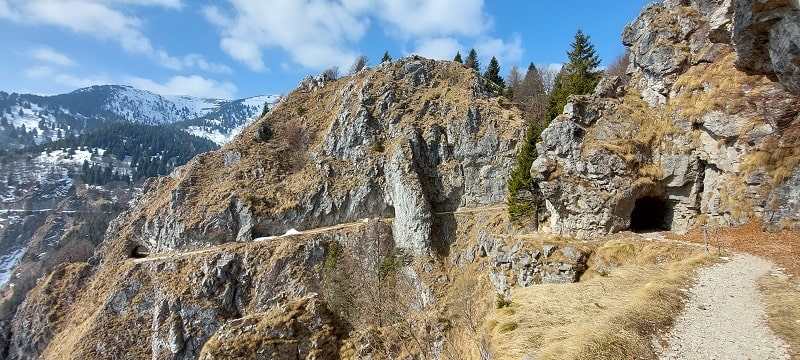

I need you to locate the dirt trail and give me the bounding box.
[657,253,791,359]
[132,204,506,264]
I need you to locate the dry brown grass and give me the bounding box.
[484,238,712,359]
[670,50,766,124]
[741,128,800,188]
[760,275,800,359]
[581,89,675,189]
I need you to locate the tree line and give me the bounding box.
[31,122,219,185]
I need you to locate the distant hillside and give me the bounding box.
[0,85,282,150]
[33,122,220,182]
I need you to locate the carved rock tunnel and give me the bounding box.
[131,245,151,259]
[630,196,672,232]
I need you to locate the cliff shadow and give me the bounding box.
[430,213,456,257]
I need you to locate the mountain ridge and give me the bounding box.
[0,85,282,148]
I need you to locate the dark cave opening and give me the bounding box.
[130,245,150,258]
[630,196,671,232]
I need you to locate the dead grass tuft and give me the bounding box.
[670,50,766,123]
[485,238,712,359]
[760,275,800,359]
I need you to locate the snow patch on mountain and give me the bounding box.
[183,94,283,145]
[1,85,284,148]
[0,246,25,287]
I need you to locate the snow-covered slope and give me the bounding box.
[181,94,282,144]
[0,86,282,149]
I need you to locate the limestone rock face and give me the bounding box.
[113,57,523,257]
[732,0,800,94]
[4,264,92,360]
[534,0,800,238]
[7,231,339,360]
[3,57,524,360]
[198,295,340,360]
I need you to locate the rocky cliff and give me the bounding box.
[0,57,527,359]
[532,0,800,238]
[108,57,522,258]
[4,1,799,358]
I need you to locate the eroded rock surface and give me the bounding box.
[116,57,523,257]
[534,0,800,239]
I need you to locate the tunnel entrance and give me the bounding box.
[131,245,150,258]
[630,196,671,232]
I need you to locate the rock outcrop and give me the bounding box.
[113,56,523,257]
[7,230,340,360]
[533,0,800,238]
[732,0,800,94]
[2,57,525,359]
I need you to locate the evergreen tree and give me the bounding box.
[453,51,463,63]
[546,29,602,121]
[507,120,543,225]
[381,51,392,63]
[465,49,480,72]
[483,56,506,89]
[260,102,270,118]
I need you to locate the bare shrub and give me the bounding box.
[349,55,369,75]
[604,50,631,82]
[322,66,339,81]
[323,221,440,358]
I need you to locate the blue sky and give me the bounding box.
[0,0,653,99]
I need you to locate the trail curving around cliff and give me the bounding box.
[656,253,791,360]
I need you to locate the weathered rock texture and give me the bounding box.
[113,56,523,257]
[733,0,800,94]
[2,58,525,360]
[533,0,800,238]
[7,229,345,360]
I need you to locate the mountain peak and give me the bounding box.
[0,85,282,149]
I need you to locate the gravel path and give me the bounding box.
[657,253,791,359]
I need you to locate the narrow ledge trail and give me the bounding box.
[656,252,792,360]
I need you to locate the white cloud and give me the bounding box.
[375,0,488,38]
[220,37,266,71]
[474,34,524,68]
[29,47,76,67]
[205,0,492,71]
[22,64,233,98]
[125,75,237,99]
[410,38,463,61]
[0,1,12,18]
[1,0,226,73]
[53,73,112,89]
[109,0,181,8]
[24,65,111,89]
[24,65,55,78]
[205,0,367,71]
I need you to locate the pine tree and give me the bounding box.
[453,51,463,63]
[260,102,270,118]
[483,56,506,88]
[507,120,543,225]
[465,49,480,72]
[546,29,602,121]
[381,51,392,63]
